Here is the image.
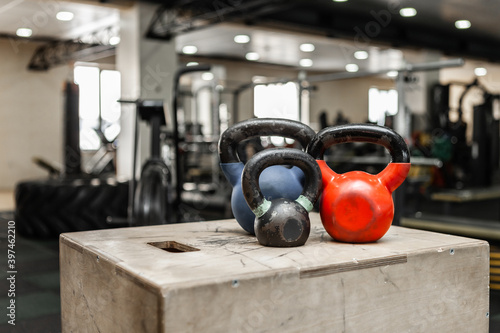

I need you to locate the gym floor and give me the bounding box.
[0,211,61,332]
[1,205,500,332]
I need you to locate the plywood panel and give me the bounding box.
[60,239,160,332]
[60,213,489,332]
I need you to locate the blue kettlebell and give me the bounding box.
[218,118,316,234]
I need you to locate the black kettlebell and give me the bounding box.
[241,148,322,247]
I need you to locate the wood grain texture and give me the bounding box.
[60,213,489,332]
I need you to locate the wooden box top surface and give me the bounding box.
[60,213,488,290]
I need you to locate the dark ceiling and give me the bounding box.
[142,0,500,62]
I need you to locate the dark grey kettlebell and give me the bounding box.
[241,148,322,247]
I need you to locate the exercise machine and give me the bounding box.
[120,99,172,226]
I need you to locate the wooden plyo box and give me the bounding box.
[60,213,490,333]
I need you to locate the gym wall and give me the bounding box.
[0,39,68,190]
[0,40,398,191]
[192,57,393,130]
[310,77,394,128]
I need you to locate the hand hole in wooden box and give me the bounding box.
[148,241,200,253]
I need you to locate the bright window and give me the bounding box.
[74,66,121,150]
[254,82,299,120]
[368,88,398,125]
[254,82,300,146]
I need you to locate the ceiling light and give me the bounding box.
[387,70,399,78]
[345,64,359,72]
[300,43,315,52]
[202,72,214,81]
[474,67,487,76]
[333,0,348,2]
[182,45,198,54]
[400,8,417,17]
[56,11,74,21]
[455,20,471,29]
[234,34,250,43]
[16,28,32,37]
[245,52,260,61]
[187,62,199,66]
[109,36,120,45]
[300,59,313,67]
[354,50,369,60]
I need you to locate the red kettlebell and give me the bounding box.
[307,124,411,243]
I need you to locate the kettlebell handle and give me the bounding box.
[219,118,316,163]
[241,148,322,218]
[307,123,410,163]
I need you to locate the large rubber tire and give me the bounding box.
[15,178,129,238]
[133,159,170,226]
